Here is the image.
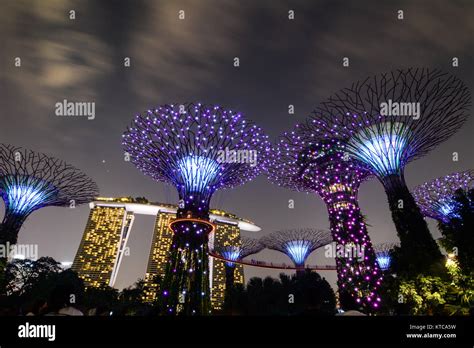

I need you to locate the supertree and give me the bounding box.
[267,130,383,310]
[212,236,263,300]
[260,228,332,277]
[374,243,397,272]
[309,68,471,273]
[414,170,474,273]
[413,170,474,224]
[122,102,269,315]
[0,144,99,246]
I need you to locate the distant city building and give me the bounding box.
[72,197,259,311]
[142,211,175,302]
[72,201,135,287]
[208,223,244,311]
[143,214,245,311]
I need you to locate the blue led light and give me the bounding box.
[177,155,220,193]
[376,254,391,271]
[222,249,240,261]
[349,123,407,176]
[220,246,241,267]
[7,184,47,214]
[0,175,59,216]
[413,171,474,223]
[284,240,311,266]
[436,199,461,222]
[439,201,455,216]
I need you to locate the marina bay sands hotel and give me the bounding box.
[71,197,260,311]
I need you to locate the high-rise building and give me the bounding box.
[142,211,175,302]
[208,222,244,311]
[72,197,258,311]
[72,203,134,287]
[143,209,246,311]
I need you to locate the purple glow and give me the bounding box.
[413,170,473,223]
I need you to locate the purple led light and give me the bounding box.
[413,170,474,223]
[265,128,382,310]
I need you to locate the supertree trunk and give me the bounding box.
[161,225,211,315]
[0,223,18,248]
[161,194,213,315]
[381,173,443,274]
[224,264,236,307]
[295,266,306,277]
[326,195,382,311]
[0,213,28,246]
[225,264,235,293]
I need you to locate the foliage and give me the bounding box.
[4,257,62,297]
[83,285,119,315]
[223,270,336,315]
[0,257,154,316]
[115,279,152,315]
[438,188,474,274]
[3,258,84,315]
[379,272,474,316]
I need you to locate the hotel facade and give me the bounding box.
[72,197,260,311]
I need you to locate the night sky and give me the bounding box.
[1,0,473,290]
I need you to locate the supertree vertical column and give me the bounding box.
[0,144,99,246]
[212,236,263,296]
[413,170,474,224]
[260,229,332,277]
[311,68,471,273]
[122,103,269,315]
[267,130,382,310]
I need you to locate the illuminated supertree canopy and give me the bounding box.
[413,170,474,224]
[266,128,382,310]
[122,102,270,315]
[260,229,332,274]
[122,103,270,218]
[374,243,397,272]
[0,144,99,246]
[308,68,471,273]
[212,236,263,301]
[213,236,264,267]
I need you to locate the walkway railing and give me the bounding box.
[209,252,336,271]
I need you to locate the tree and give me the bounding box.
[4,257,62,296]
[0,144,98,247]
[3,258,85,315]
[116,279,151,316]
[311,68,470,274]
[438,188,474,274]
[41,269,85,314]
[224,271,336,315]
[83,285,119,315]
[123,102,270,315]
[266,135,382,310]
[284,271,336,315]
